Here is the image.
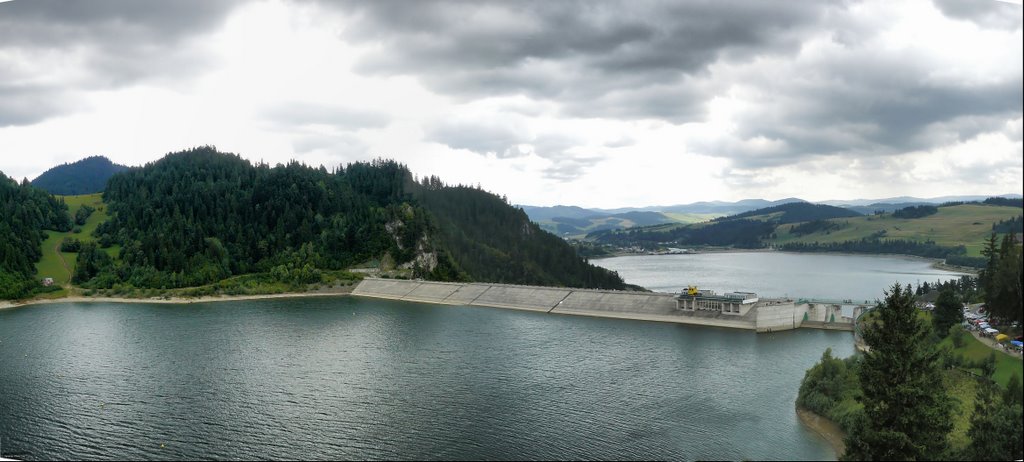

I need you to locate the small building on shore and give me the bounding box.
[677,289,759,316]
[41,277,54,287]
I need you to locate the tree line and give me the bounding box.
[979,233,1023,326]
[70,147,626,291]
[780,237,967,260]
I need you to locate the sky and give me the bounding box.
[0,0,1021,208]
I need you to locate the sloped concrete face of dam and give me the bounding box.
[555,291,676,315]
[469,286,571,312]
[351,278,856,333]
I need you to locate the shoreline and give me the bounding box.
[796,407,846,460]
[0,287,354,311]
[593,248,978,274]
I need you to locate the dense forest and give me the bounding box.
[415,177,628,288]
[0,173,72,299]
[30,155,128,195]
[891,204,938,218]
[719,202,862,223]
[983,197,1024,208]
[76,147,626,291]
[992,215,1022,234]
[779,238,965,259]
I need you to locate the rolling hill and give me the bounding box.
[773,203,1022,256]
[587,200,1021,265]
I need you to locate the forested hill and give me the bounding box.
[82,147,626,290]
[0,173,72,298]
[415,178,627,288]
[31,155,128,195]
[718,202,861,224]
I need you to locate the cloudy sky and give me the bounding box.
[0,0,1021,208]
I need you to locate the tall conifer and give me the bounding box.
[843,283,952,460]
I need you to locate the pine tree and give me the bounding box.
[843,283,952,460]
[979,233,999,309]
[990,235,1022,324]
[932,287,963,339]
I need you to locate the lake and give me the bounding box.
[593,251,969,302]
[1,297,852,460]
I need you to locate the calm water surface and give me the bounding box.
[594,251,968,301]
[1,297,852,460]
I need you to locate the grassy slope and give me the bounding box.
[772,204,1021,256]
[860,310,1022,387]
[661,212,722,223]
[940,332,1024,388]
[35,193,111,285]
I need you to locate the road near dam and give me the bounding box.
[352,278,868,333]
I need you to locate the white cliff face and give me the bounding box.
[399,236,439,273]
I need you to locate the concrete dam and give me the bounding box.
[352,278,867,333]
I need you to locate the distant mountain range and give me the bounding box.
[31,156,128,195]
[519,194,1022,236]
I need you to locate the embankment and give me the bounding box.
[796,407,846,459]
[353,278,859,333]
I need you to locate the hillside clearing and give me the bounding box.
[34,193,111,285]
[772,204,1021,256]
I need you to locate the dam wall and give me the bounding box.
[352,279,858,333]
[354,278,766,331]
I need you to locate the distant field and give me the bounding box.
[772,204,1021,256]
[661,212,721,224]
[34,193,111,285]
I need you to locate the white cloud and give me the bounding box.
[0,0,1020,208]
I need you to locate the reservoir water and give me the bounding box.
[593,251,968,302]
[0,297,852,460]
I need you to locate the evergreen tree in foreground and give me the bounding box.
[843,283,952,461]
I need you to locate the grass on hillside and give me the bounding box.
[860,309,1022,387]
[772,204,1021,256]
[945,370,979,452]
[939,330,1024,388]
[35,193,111,285]
[661,212,722,223]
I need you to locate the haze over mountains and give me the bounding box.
[521,194,1023,236]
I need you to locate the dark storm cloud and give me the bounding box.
[329,0,1021,173]
[717,52,1024,169]
[262,103,391,130]
[0,0,241,125]
[335,0,837,122]
[0,84,83,127]
[932,0,1022,30]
